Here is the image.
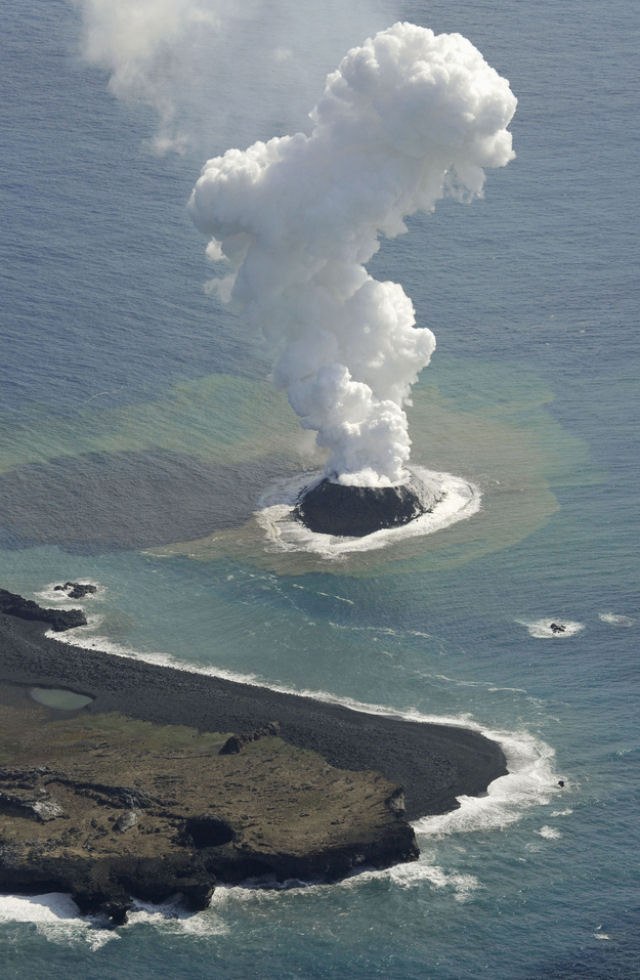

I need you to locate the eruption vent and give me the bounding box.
[189,22,516,488]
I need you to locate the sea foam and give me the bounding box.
[256,467,480,556]
[48,620,558,844]
[518,618,584,639]
[0,891,228,945]
[413,726,559,839]
[536,825,562,840]
[34,581,105,607]
[598,612,635,627]
[0,893,115,949]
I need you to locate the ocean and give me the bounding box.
[1,0,638,977]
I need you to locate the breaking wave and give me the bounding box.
[518,618,585,639]
[598,612,635,627]
[48,618,558,844]
[255,466,480,556]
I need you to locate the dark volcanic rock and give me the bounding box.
[0,589,86,632]
[0,695,419,924]
[0,609,508,822]
[293,473,436,537]
[0,599,508,922]
[54,582,97,600]
[219,721,280,755]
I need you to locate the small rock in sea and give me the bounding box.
[54,582,97,600]
[549,623,566,634]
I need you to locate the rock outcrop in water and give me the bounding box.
[293,472,437,537]
[54,582,97,600]
[0,588,86,632]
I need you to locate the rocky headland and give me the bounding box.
[0,587,87,632]
[0,594,507,924]
[0,684,416,925]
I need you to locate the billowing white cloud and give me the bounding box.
[189,23,516,485]
[72,0,397,154]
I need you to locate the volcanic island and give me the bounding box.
[293,471,438,537]
[0,588,506,925]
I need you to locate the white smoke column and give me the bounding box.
[190,22,517,486]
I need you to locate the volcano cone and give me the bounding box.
[293,474,436,538]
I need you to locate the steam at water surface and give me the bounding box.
[190,23,516,486]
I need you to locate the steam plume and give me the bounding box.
[72,0,394,154]
[189,23,516,486]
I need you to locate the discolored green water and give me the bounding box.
[1,0,638,977]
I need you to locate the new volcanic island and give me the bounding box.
[293,471,438,538]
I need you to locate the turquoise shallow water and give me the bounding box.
[1,0,638,977]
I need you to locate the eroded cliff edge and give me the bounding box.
[0,594,507,923]
[0,684,416,925]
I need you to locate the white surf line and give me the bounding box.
[9,613,562,927]
[255,467,481,557]
[0,891,230,943]
[411,725,560,839]
[0,892,116,949]
[210,853,483,904]
[53,617,495,727]
[50,621,560,842]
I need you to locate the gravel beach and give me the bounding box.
[0,611,507,821]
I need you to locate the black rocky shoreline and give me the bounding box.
[0,590,507,922]
[0,604,507,821]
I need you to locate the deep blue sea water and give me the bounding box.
[1,0,638,977]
